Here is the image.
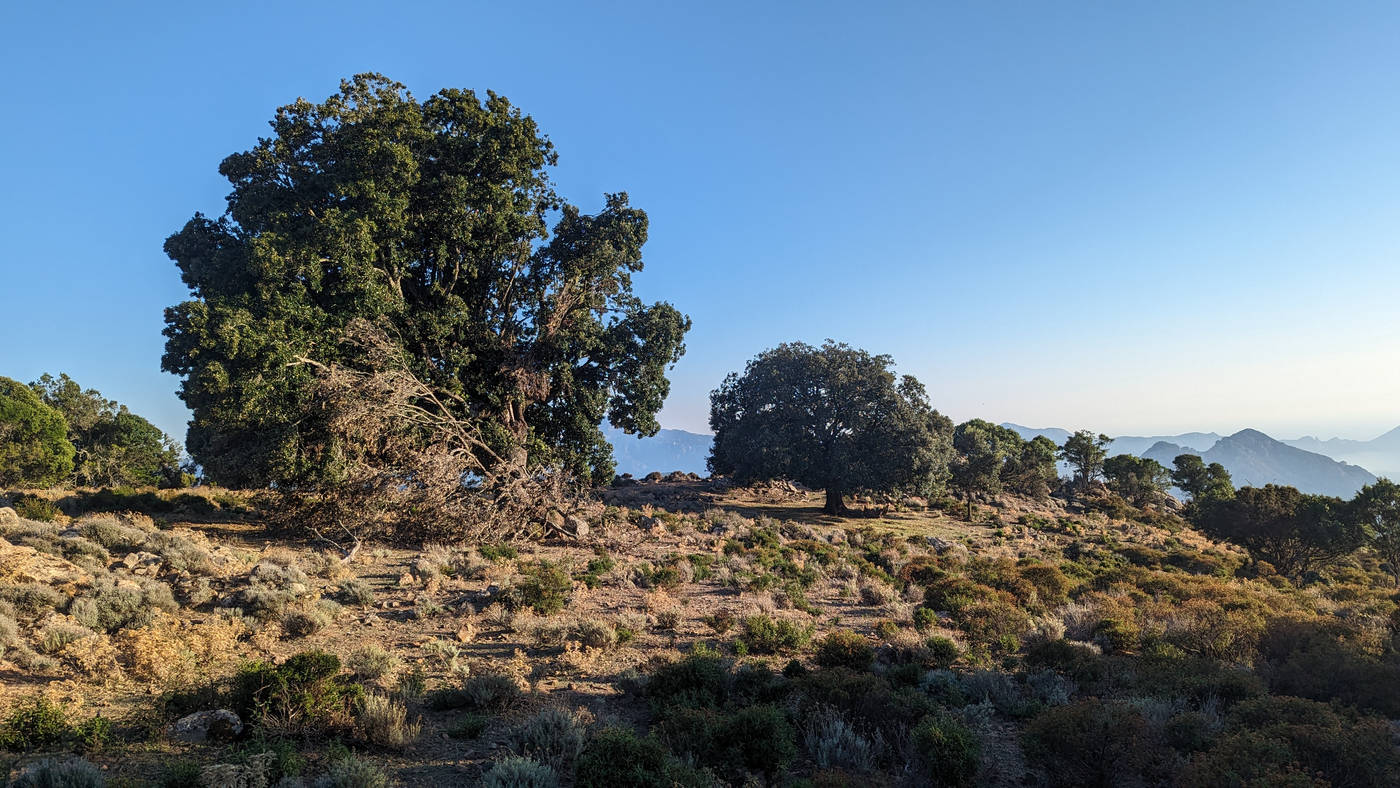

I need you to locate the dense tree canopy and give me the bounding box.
[708,342,953,514]
[1170,454,1234,502]
[1059,431,1111,494]
[1102,454,1170,506]
[161,75,688,490]
[1191,484,1365,577]
[0,377,74,487]
[30,373,183,488]
[1351,478,1400,585]
[949,421,1057,514]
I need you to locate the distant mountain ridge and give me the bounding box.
[1281,426,1400,479]
[1003,423,1377,498]
[603,426,711,477]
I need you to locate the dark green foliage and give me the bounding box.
[796,668,935,748]
[709,341,954,514]
[0,696,72,751]
[231,650,364,737]
[738,614,813,654]
[479,544,519,562]
[1191,484,1366,576]
[924,636,962,668]
[646,653,732,711]
[814,630,873,670]
[160,760,203,788]
[448,712,490,739]
[660,704,796,781]
[1171,454,1234,502]
[0,376,74,487]
[1102,454,1170,506]
[31,373,184,488]
[162,74,688,490]
[1352,477,1400,585]
[575,727,714,788]
[12,495,60,522]
[1023,699,1171,787]
[579,553,615,588]
[911,713,980,787]
[514,560,572,614]
[1058,431,1111,495]
[1181,696,1400,787]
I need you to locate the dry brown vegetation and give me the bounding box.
[0,481,1397,786]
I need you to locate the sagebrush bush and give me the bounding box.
[511,706,589,769]
[347,645,399,681]
[803,705,879,773]
[481,756,559,788]
[357,693,420,749]
[463,673,522,710]
[0,581,65,619]
[8,756,106,787]
[311,755,391,788]
[68,576,177,632]
[37,620,96,654]
[78,514,148,551]
[143,530,216,575]
[337,578,375,607]
[569,619,617,649]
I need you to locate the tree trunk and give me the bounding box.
[824,486,845,515]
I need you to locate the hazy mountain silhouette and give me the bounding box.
[603,425,711,477]
[1282,426,1400,479]
[1140,429,1377,498]
[999,424,1221,456]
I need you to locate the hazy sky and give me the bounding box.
[3,1,1399,444]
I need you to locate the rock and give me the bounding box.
[563,515,590,539]
[544,509,566,530]
[124,551,163,575]
[455,622,477,643]
[168,709,242,743]
[0,536,92,589]
[904,496,928,510]
[397,572,415,587]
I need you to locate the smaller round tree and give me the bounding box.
[0,376,74,487]
[708,341,952,514]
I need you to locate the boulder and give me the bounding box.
[0,536,92,589]
[168,709,242,743]
[563,515,591,539]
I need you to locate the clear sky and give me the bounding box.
[2,1,1399,445]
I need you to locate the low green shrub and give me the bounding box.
[481,756,558,788]
[814,630,873,670]
[231,650,364,738]
[912,712,980,787]
[739,614,813,654]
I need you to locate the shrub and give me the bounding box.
[68,576,177,632]
[515,561,572,614]
[0,581,64,619]
[144,530,216,575]
[481,756,559,788]
[356,693,420,749]
[337,578,375,607]
[912,713,980,787]
[480,544,519,562]
[9,757,106,788]
[924,636,961,668]
[575,726,710,788]
[647,652,731,710]
[0,696,72,751]
[815,630,873,670]
[14,497,61,523]
[739,614,813,654]
[448,712,490,739]
[462,673,523,710]
[37,620,96,654]
[312,754,391,788]
[511,706,589,769]
[913,606,938,631]
[671,704,796,780]
[283,602,336,637]
[231,650,364,738]
[1022,699,1168,787]
[347,646,399,681]
[803,705,879,773]
[570,619,617,650]
[78,515,148,551]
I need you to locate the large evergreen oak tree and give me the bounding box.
[163,75,689,489]
[708,342,952,514]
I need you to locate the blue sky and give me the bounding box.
[2,1,1399,444]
